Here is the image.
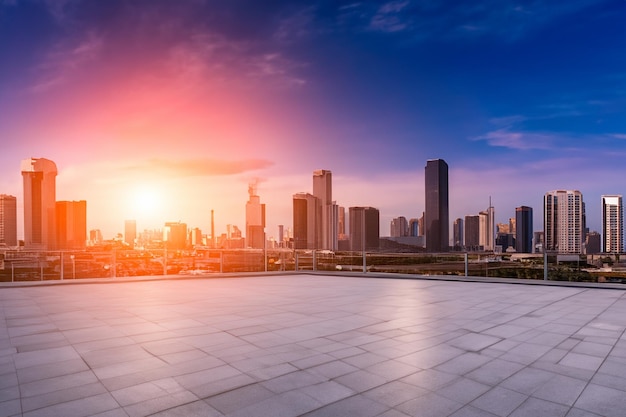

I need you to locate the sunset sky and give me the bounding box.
[1,0,625,241]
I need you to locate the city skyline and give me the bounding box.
[1,1,625,239]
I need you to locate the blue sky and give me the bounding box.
[1,0,625,240]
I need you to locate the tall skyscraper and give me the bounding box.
[164,222,187,250]
[56,200,87,250]
[390,216,408,237]
[409,218,419,237]
[602,195,623,253]
[464,215,480,249]
[125,220,137,249]
[479,201,495,251]
[424,159,449,252]
[453,218,463,249]
[349,207,380,251]
[0,194,17,247]
[245,182,266,249]
[544,190,585,254]
[313,169,337,250]
[515,206,533,253]
[293,192,318,249]
[21,157,57,250]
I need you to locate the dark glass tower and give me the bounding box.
[515,206,533,253]
[425,159,449,252]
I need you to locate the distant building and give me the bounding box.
[390,216,408,237]
[163,222,187,250]
[409,218,420,237]
[0,194,17,247]
[602,195,623,253]
[313,169,338,251]
[245,182,266,249]
[125,220,136,249]
[585,231,601,254]
[453,218,463,249]
[418,213,424,237]
[425,159,449,252]
[338,206,347,240]
[464,215,480,250]
[479,203,495,251]
[190,228,202,246]
[544,190,585,254]
[533,231,544,253]
[21,157,58,250]
[495,232,515,252]
[293,192,318,249]
[89,229,103,245]
[349,207,380,251]
[56,200,87,250]
[515,206,533,253]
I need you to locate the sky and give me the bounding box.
[1,0,625,241]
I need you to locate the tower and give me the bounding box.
[312,169,337,251]
[464,215,480,250]
[349,207,380,251]
[424,159,449,252]
[479,200,495,251]
[453,218,463,249]
[21,158,57,250]
[293,192,318,249]
[515,206,533,253]
[602,195,623,253]
[544,190,585,254]
[0,194,17,247]
[56,200,87,250]
[245,181,266,249]
[125,219,137,249]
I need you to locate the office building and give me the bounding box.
[390,216,408,237]
[313,169,337,251]
[190,228,202,246]
[338,206,347,240]
[21,157,58,250]
[515,206,533,253]
[453,218,463,249]
[245,182,266,249]
[544,190,585,254]
[0,194,17,247]
[409,218,419,237]
[293,193,318,250]
[56,200,87,250]
[349,207,379,251]
[586,231,601,254]
[424,159,449,252]
[479,203,495,251]
[125,220,137,249]
[464,215,480,249]
[164,222,187,250]
[602,195,623,253]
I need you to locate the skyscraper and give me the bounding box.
[544,190,585,254]
[349,207,380,251]
[602,195,623,253]
[125,220,137,249]
[293,193,318,249]
[245,182,266,249]
[478,200,495,251]
[0,194,17,247]
[390,216,408,237]
[464,215,480,249]
[313,169,337,250]
[56,200,87,250]
[21,157,57,250]
[424,159,449,252]
[453,218,463,249]
[515,206,533,253]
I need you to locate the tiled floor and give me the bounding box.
[1,274,626,416]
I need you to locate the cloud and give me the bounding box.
[123,158,275,178]
[611,134,626,140]
[369,1,412,32]
[472,129,554,150]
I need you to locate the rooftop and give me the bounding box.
[1,273,625,417]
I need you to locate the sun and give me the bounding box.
[130,185,162,218]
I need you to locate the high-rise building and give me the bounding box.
[0,194,17,247]
[125,220,137,249]
[418,213,424,237]
[349,207,379,251]
[453,218,463,249]
[313,169,337,250]
[163,222,187,250]
[390,216,408,237]
[515,206,533,253]
[409,218,419,237]
[21,157,58,250]
[190,228,202,246]
[464,215,480,249]
[338,206,347,240]
[544,190,585,254]
[293,192,318,249]
[479,203,495,251]
[56,200,87,250]
[602,195,623,253]
[245,182,266,249]
[424,159,449,252]
[585,231,601,254]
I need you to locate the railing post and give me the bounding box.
[219,250,223,273]
[464,253,468,277]
[60,252,64,280]
[295,252,299,271]
[313,250,317,271]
